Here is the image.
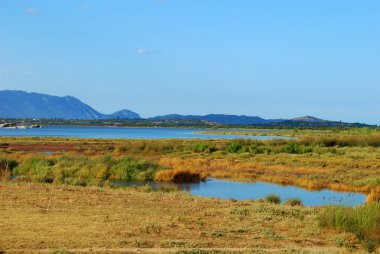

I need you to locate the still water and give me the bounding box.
[0,126,290,139]
[113,178,366,207]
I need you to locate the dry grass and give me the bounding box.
[0,182,366,252]
[155,169,206,183]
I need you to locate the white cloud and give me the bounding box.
[81,3,91,10]
[137,48,149,54]
[25,8,38,15]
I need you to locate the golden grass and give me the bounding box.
[0,182,366,252]
[367,187,380,203]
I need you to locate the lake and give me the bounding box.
[113,178,366,207]
[0,126,290,139]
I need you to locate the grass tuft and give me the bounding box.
[265,194,281,204]
[284,198,303,207]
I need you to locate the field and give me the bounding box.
[0,128,380,253]
[0,182,368,253]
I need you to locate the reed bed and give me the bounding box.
[319,202,380,252]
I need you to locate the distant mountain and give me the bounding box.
[110,109,140,119]
[263,116,371,127]
[0,90,140,120]
[148,114,372,127]
[149,114,283,125]
[0,90,371,127]
[292,116,327,123]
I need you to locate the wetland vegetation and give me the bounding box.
[1,127,379,252]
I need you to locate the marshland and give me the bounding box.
[0,127,379,252]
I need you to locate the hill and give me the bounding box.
[0,90,140,120]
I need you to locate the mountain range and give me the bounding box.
[0,90,369,126]
[148,114,284,125]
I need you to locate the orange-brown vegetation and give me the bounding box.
[155,169,206,183]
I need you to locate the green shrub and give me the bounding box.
[265,194,281,204]
[250,144,272,155]
[13,157,56,183]
[110,157,160,181]
[226,142,242,153]
[163,146,174,154]
[318,203,380,252]
[194,144,209,153]
[250,144,264,154]
[283,143,312,154]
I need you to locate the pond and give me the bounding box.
[0,126,292,140]
[113,178,366,207]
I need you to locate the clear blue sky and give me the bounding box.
[0,1,379,124]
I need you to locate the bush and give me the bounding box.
[208,145,218,153]
[318,203,380,252]
[283,143,312,154]
[250,144,271,155]
[194,144,209,153]
[0,158,18,180]
[0,158,18,171]
[284,198,303,206]
[194,144,218,153]
[226,142,242,153]
[265,194,281,204]
[109,157,160,181]
[13,157,56,183]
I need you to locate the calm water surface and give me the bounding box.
[113,178,366,207]
[0,126,290,139]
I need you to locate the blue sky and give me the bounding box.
[0,1,379,124]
